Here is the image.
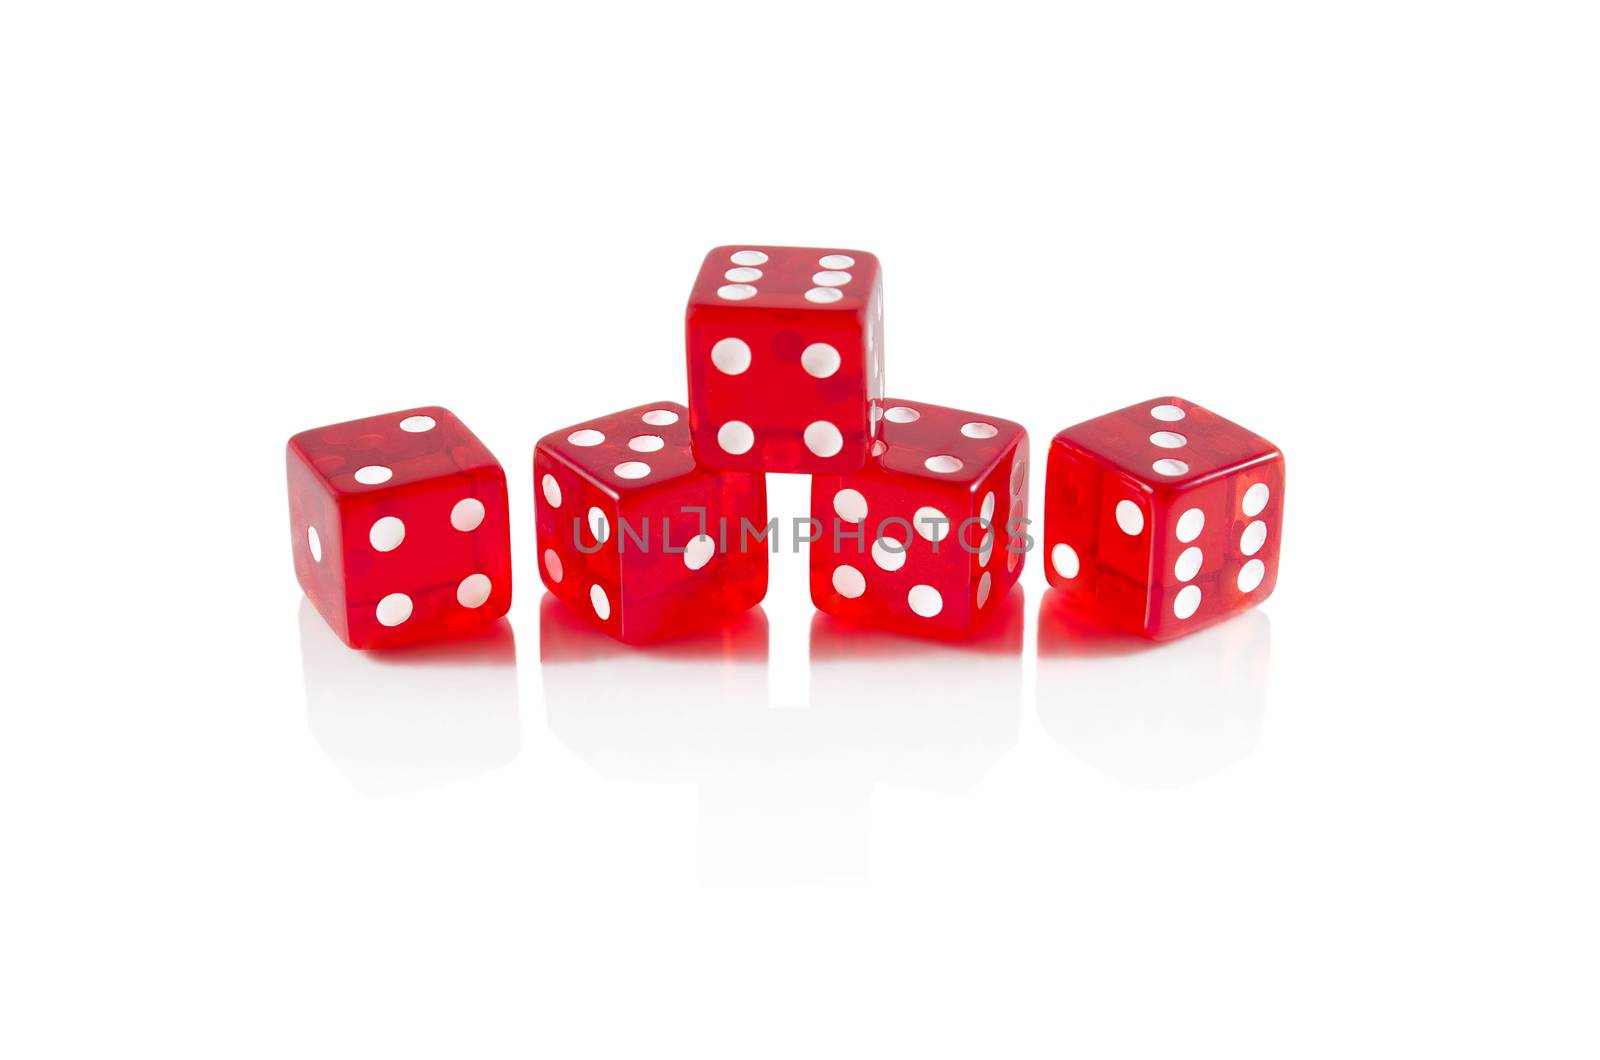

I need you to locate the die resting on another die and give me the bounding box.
[286,245,1283,649]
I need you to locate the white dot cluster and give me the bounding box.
[1147,403,1191,476]
[825,445,1012,621]
[716,249,767,301]
[1236,481,1271,592]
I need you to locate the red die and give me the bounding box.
[535,400,767,643]
[686,245,884,473]
[1043,397,1284,639]
[286,406,512,649]
[809,399,1028,639]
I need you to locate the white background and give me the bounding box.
[3,1,1597,1056]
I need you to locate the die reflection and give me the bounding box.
[298,598,519,797]
[806,587,1024,796]
[1036,591,1270,788]
[540,589,1021,884]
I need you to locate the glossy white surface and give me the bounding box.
[3,2,1596,1056]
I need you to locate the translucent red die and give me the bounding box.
[286,406,512,649]
[809,399,1028,639]
[1043,396,1284,640]
[686,245,884,473]
[535,400,767,643]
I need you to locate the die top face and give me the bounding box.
[689,245,881,313]
[1053,396,1279,490]
[288,406,500,496]
[872,399,1026,492]
[536,401,698,498]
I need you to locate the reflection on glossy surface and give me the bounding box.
[298,598,519,797]
[541,589,1021,884]
[1036,590,1270,788]
[807,586,1024,795]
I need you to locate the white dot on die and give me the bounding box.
[976,571,992,608]
[711,337,751,374]
[451,498,486,532]
[541,474,561,507]
[718,284,758,301]
[568,429,604,447]
[914,506,950,542]
[801,342,841,378]
[1240,520,1268,555]
[457,573,492,609]
[642,409,678,426]
[908,585,943,618]
[1153,458,1190,477]
[1151,404,1186,422]
[805,287,843,303]
[628,435,665,453]
[833,488,867,523]
[884,406,920,423]
[1011,453,1028,496]
[307,526,322,562]
[589,585,611,621]
[369,516,405,552]
[1243,482,1271,517]
[819,254,855,269]
[1051,543,1079,579]
[1175,508,1205,542]
[812,270,852,286]
[1116,500,1144,536]
[961,422,998,439]
[718,421,754,455]
[1174,546,1203,582]
[832,565,866,599]
[613,461,650,480]
[872,537,907,571]
[925,454,964,474]
[729,249,767,266]
[683,534,715,570]
[399,415,436,433]
[1173,584,1202,620]
[1238,558,1266,592]
[543,549,563,583]
[588,506,609,544]
[376,592,413,627]
[980,492,996,523]
[724,267,762,282]
[1150,431,1188,449]
[804,421,844,458]
[354,465,392,485]
[871,440,887,457]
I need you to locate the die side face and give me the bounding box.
[808,399,1028,638]
[687,245,883,473]
[286,407,512,649]
[534,401,767,643]
[1044,397,1284,639]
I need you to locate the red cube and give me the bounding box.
[535,400,767,643]
[286,407,512,649]
[1043,396,1284,639]
[809,399,1028,638]
[686,244,883,473]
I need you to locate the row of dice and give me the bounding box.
[285,246,1284,649]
